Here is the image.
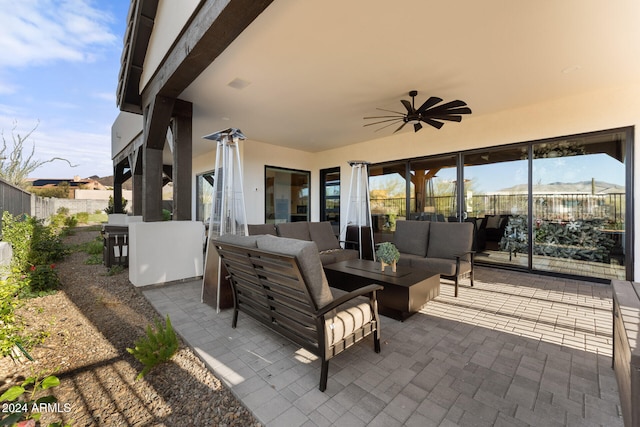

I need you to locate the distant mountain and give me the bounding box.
[498,180,624,194]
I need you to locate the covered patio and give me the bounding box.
[143,269,620,426]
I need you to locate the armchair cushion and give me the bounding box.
[394,220,430,257]
[214,234,260,247]
[427,222,474,261]
[324,288,373,348]
[257,235,333,308]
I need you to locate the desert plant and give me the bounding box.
[127,315,179,380]
[104,195,127,214]
[105,265,124,276]
[0,120,76,189]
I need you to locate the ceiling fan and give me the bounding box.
[364,90,472,133]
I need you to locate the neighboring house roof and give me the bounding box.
[28,178,108,190]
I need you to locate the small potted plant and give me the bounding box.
[376,242,400,272]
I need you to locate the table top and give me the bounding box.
[324,259,439,287]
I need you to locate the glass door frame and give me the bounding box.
[367,126,634,281]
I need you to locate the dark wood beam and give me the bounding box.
[172,113,193,220]
[144,94,175,149]
[142,0,273,101]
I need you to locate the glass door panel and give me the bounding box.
[532,134,626,279]
[463,146,529,268]
[265,166,310,223]
[369,162,407,239]
[409,155,458,222]
[320,167,340,235]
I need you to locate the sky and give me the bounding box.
[0,0,130,179]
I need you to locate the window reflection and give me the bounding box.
[265,166,310,223]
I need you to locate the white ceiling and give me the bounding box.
[179,0,640,157]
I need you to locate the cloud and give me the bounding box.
[0,118,113,178]
[0,0,118,69]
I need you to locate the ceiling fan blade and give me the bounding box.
[440,99,468,109]
[416,97,443,113]
[440,107,472,115]
[364,114,404,119]
[393,121,409,133]
[430,115,463,122]
[375,107,407,115]
[364,117,407,127]
[400,99,415,114]
[374,119,405,132]
[413,122,423,132]
[421,118,445,129]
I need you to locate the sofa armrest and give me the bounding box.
[316,284,383,316]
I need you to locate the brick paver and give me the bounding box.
[142,266,622,426]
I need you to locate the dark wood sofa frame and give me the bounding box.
[214,239,383,392]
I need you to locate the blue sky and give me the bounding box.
[0,0,130,179]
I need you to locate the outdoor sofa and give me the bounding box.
[390,220,475,297]
[212,233,382,391]
[248,221,359,265]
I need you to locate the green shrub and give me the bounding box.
[106,265,125,276]
[0,213,69,358]
[84,254,102,265]
[85,237,103,255]
[64,215,78,228]
[0,277,23,358]
[22,264,60,296]
[127,315,179,380]
[76,212,89,223]
[104,195,128,214]
[0,373,70,427]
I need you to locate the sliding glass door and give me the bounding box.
[531,133,627,280]
[366,127,632,281]
[463,146,529,268]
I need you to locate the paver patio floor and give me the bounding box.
[142,267,622,426]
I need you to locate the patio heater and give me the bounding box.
[201,128,248,312]
[340,161,376,260]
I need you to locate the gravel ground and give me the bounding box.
[0,226,261,427]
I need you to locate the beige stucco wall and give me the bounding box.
[190,82,640,278]
[140,0,201,91]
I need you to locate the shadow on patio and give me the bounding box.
[143,267,622,426]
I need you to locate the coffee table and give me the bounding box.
[324,259,440,321]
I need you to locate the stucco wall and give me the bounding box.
[190,82,640,278]
[140,0,201,91]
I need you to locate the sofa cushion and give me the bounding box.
[256,235,333,309]
[277,222,311,241]
[427,222,474,261]
[413,257,457,276]
[324,288,373,349]
[485,215,501,229]
[309,221,341,251]
[247,223,277,236]
[214,234,260,247]
[394,220,430,257]
[396,253,424,267]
